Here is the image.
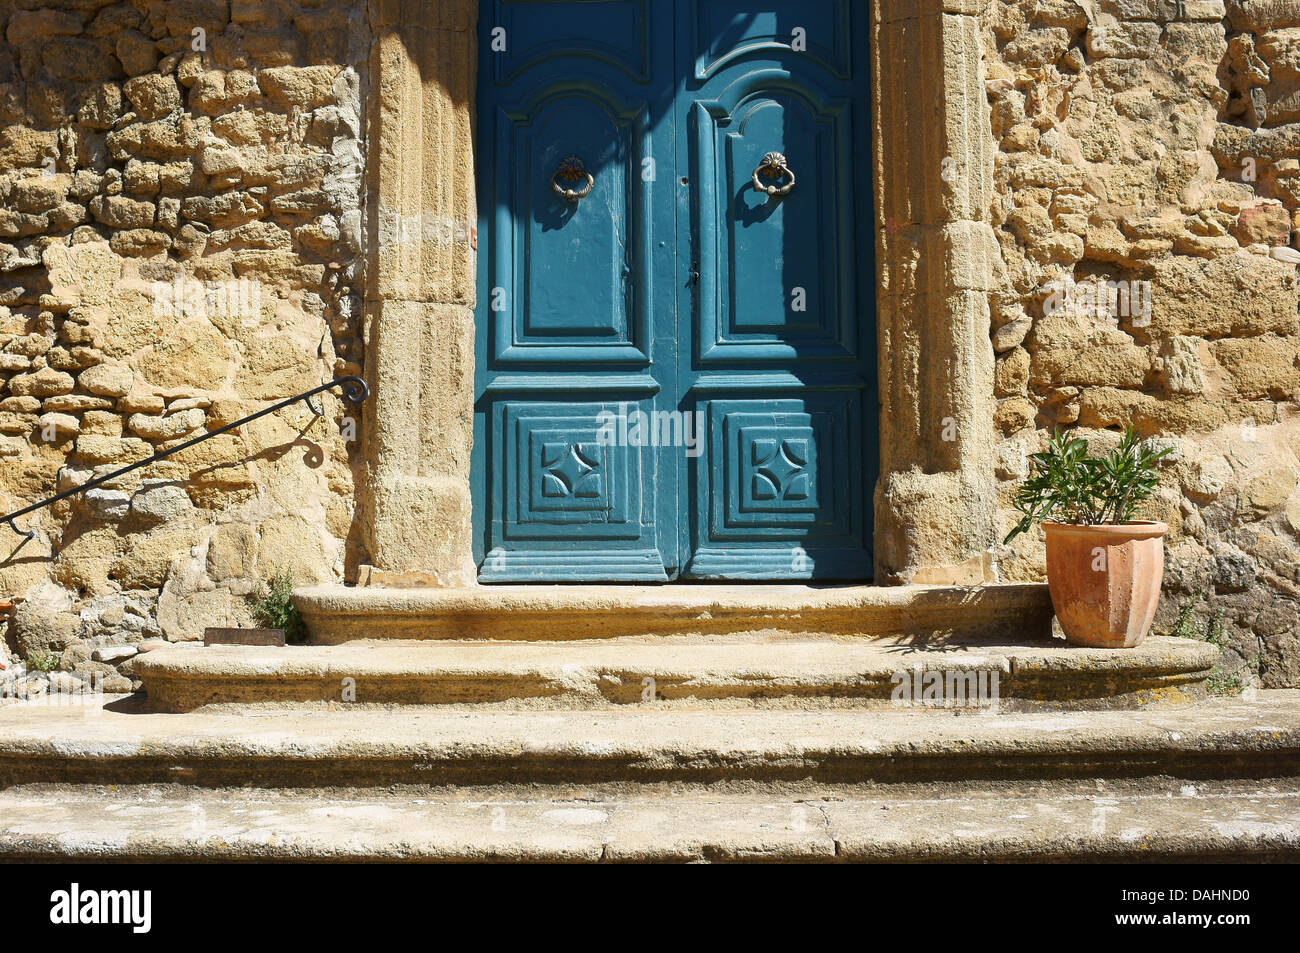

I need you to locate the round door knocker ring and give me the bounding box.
[751,152,795,197]
[552,156,595,202]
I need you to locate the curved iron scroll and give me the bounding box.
[2,376,368,539]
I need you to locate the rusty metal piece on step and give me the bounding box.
[204,627,286,647]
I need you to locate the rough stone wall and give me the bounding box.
[985,0,1300,687]
[0,1,367,689]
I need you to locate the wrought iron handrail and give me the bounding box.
[2,376,368,540]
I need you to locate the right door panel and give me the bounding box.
[677,0,875,579]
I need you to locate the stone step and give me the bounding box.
[1,691,1295,789]
[292,582,1054,643]
[3,777,1298,862]
[126,635,1219,712]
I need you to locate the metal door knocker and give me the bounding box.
[551,156,595,201]
[751,152,795,197]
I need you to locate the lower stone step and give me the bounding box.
[1,691,1295,788]
[3,778,1297,862]
[127,635,1219,712]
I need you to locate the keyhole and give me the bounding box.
[680,176,689,185]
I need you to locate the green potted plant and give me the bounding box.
[1004,428,1172,648]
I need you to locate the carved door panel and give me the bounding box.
[674,0,875,579]
[473,0,677,581]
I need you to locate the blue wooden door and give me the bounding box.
[473,0,875,581]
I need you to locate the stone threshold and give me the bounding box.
[292,582,1054,643]
[128,635,1218,713]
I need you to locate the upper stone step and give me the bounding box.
[292,582,1054,642]
[127,634,1220,713]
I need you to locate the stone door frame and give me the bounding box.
[359,0,998,587]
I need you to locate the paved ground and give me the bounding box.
[3,778,1298,862]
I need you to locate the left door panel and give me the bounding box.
[473,0,677,581]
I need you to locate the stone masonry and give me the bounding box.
[0,0,368,690]
[985,0,1300,688]
[0,0,1298,694]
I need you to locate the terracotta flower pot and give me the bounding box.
[1044,520,1167,649]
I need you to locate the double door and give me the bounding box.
[472,0,875,581]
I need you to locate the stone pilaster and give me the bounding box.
[360,0,478,584]
[872,0,999,584]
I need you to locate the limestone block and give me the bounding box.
[362,473,474,582]
[1148,254,1299,337]
[43,395,113,412]
[111,527,202,590]
[258,516,334,585]
[188,70,262,114]
[0,410,35,434]
[8,368,75,398]
[6,10,82,44]
[1183,454,1235,503]
[83,488,130,519]
[1233,203,1292,246]
[258,66,341,109]
[994,396,1035,434]
[93,645,138,663]
[206,523,257,582]
[103,199,162,245]
[129,483,193,523]
[137,321,232,390]
[233,334,322,400]
[78,410,121,436]
[11,177,69,214]
[1030,332,1151,388]
[37,412,80,436]
[0,126,56,168]
[370,27,477,304]
[106,117,197,162]
[180,191,265,228]
[90,195,156,229]
[1243,467,1299,519]
[994,347,1031,396]
[1210,335,1300,400]
[115,30,159,76]
[123,75,181,121]
[73,434,153,465]
[874,469,995,585]
[1157,336,1206,395]
[127,408,205,441]
[0,397,41,413]
[118,392,165,414]
[11,602,79,658]
[167,397,211,412]
[78,362,133,397]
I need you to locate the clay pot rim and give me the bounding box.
[1043,520,1168,539]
